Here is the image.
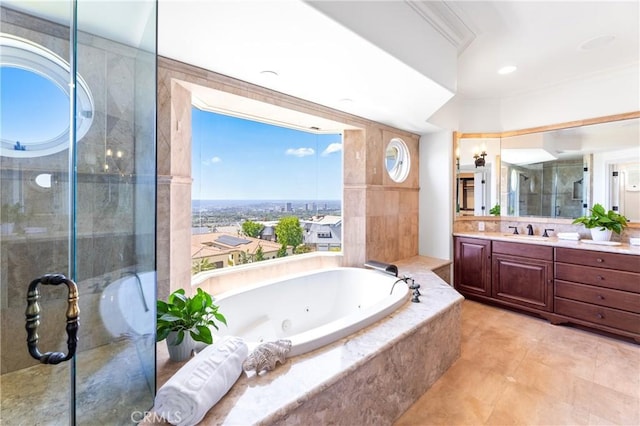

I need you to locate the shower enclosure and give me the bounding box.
[0,1,156,424]
[505,159,584,218]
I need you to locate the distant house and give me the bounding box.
[191,232,291,273]
[302,220,342,251]
[259,224,276,241]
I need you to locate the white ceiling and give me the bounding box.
[158,0,454,134]
[452,1,640,99]
[4,1,638,135]
[157,0,639,134]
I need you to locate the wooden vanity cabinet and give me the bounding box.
[454,237,491,297]
[554,247,640,340]
[454,237,553,313]
[491,241,554,312]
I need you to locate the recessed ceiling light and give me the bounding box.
[338,98,354,104]
[259,70,279,78]
[497,65,517,75]
[579,35,616,51]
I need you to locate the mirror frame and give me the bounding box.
[453,111,640,227]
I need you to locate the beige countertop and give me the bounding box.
[453,231,640,256]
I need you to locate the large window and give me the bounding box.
[191,108,342,273]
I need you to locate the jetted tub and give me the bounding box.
[212,267,409,356]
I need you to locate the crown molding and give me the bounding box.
[405,0,476,54]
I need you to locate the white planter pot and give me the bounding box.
[166,331,196,362]
[590,228,612,241]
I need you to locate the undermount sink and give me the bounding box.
[502,234,551,242]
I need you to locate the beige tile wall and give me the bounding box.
[157,57,422,298]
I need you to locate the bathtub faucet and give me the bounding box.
[364,260,398,277]
[390,275,421,303]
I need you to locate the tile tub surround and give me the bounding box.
[147,265,462,425]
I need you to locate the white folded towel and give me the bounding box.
[557,232,580,241]
[154,336,248,426]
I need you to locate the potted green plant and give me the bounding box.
[572,203,628,241]
[156,288,227,361]
[489,204,501,216]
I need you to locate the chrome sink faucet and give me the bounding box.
[526,224,534,235]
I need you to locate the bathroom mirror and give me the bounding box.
[455,138,500,216]
[385,137,410,183]
[456,114,640,220]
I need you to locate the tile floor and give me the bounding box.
[395,300,640,425]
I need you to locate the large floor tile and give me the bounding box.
[395,300,640,426]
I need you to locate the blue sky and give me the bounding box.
[192,108,343,200]
[1,67,69,144]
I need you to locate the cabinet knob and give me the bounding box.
[597,294,605,300]
[596,275,604,280]
[596,258,604,263]
[596,313,604,319]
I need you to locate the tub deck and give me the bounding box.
[148,256,461,425]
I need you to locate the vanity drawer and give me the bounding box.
[555,248,640,273]
[492,241,553,261]
[555,263,640,293]
[555,298,640,334]
[555,280,640,313]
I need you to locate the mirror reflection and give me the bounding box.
[455,138,500,216]
[456,116,640,221]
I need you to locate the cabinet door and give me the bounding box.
[492,253,553,312]
[454,237,491,296]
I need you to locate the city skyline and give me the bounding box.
[192,108,343,201]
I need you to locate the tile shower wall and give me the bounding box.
[157,57,422,299]
[0,8,145,373]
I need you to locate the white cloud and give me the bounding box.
[322,142,342,156]
[285,147,315,157]
[202,156,222,166]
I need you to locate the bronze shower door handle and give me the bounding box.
[25,274,79,364]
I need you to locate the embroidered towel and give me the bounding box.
[154,336,248,426]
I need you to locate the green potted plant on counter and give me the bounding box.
[572,203,628,241]
[156,288,227,361]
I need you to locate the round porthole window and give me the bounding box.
[0,33,94,158]
[385,138,410,183]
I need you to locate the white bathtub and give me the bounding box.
[211,267,409,357]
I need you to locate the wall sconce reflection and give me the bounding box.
[474,150,487,168]
[104,148,126,175]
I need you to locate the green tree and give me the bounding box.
[277,246,288,258]
[238,250,250,265]
[254,244,265,261]
[294,244,312,254]
[275,216,304,253]
[242,220,264,238]
[191,257,216,275]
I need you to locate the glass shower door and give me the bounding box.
[0,1,157,423]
